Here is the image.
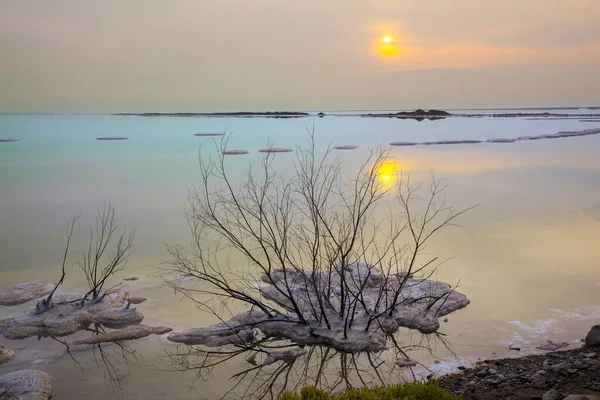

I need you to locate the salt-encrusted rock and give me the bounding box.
[222,150,249,155]
[585,325,600,347]
[258,147,294,153]
[0,280,56,306]
[0,318,14,334]
[0,369,54,399]
[128,296,147,304]
[537,341,569,351]
[171,262,469,353]
[72,325,172,345]
[91,307,143,329]
[167,313,256,347]
[395,358,418,368]
[1,291,135,340]
[0,344,15,365]
[123,277,139,281]
[263,348,307,365]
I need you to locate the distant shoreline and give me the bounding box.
[0,106,599,116]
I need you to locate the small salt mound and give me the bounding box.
[222,150,249,155]
[258,148,294,153]
[96,137,129,141]
[0,138,19,142]
[194,133,225,137]
[334,145,358,150]
[389,142,417,146]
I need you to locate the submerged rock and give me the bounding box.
[0,369,53,400]
[222,150,249,155]
[72,324,172,345]
[263,348,307,365]
[0,344,15,365]
[0,280,56,306]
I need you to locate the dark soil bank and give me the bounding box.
[439,346,600,399]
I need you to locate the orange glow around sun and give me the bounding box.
[376,34,402,58]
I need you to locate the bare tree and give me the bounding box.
[165,134,472,351]
[77,203,137,304]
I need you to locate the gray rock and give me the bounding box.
[542,389,565,400]
[537,341,570,351]
[91,307,144,329]
[0,345,15,365]
[263,348,307,365]
[395,358,418,368]
[72,324,172,345]
[0,280,56,306]
[585,325,600,347]
[563,395,600,400]
[0,369,53,399]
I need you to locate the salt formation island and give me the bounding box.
[167,261,469,353]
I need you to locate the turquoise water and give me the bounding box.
[1,113,600,398]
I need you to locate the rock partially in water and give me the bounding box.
[72,324,172,345]
[0,344,15,365]
[263,348,307,365]
[0,318,14,334]
[1,291,133,340]
[395,358,418,368]
[258,147,294,153]
[537,341,570,351]
[389,142,417,146]
[0,138,19,143]
[96,136,129,141]
[91,307,144,329]
[123,276,139,281]
[0,369,53,400]
[194,133,225,137]
[167,315,255,347]
[585,325,600,347]
[487,138,517,143]
[0,280,56,306]
[222,150,249,155]
[170,262,469,353]
[333,145,358,150]
[128,296,147,304]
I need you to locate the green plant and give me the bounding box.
[277,382,461,400]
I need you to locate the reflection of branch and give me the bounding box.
[163,333,453,399]
[48,336,83,371]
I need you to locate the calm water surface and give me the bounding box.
[1,113,600,398]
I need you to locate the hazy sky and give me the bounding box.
[1,0,599,112]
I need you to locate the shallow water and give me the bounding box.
[1,113,600,398]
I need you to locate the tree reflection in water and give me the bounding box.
[164,332,453,400]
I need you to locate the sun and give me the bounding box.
[381,35,394,44]
[375,34,402,58]
[376,159,403,186]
